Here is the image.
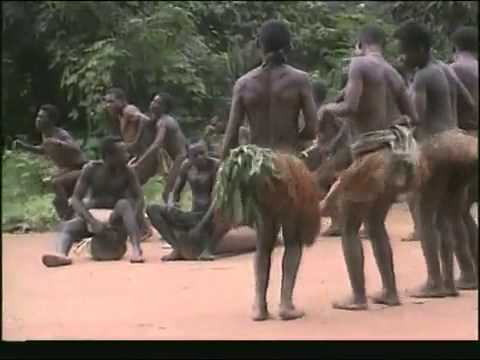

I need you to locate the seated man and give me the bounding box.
[14,104,87,220]
[41,137,146,267]
[147,139,229,261]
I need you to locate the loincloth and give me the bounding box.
[335,125,418,203]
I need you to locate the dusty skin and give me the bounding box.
[2,204,477,340]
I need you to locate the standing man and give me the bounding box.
[127,92,188,199]
[395,22,478,297]
[104,88,150,145]
[222,20,318,321]
[318,25,418,310]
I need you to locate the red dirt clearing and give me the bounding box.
[2,204,478,340]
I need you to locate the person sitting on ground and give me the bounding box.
[14,104,87,221]
[147,138,228,261]
[41,137,146,267]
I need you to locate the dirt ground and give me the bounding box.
[2,203,478,340]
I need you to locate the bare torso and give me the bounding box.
[184,159,218,212]
[42,127,86,171]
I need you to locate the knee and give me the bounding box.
[114,199,132,213]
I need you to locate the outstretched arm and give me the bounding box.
[14,140,44,154]
[222,80,245,160]
[167,160,189,206]
[134,119,167,168]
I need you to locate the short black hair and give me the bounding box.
[394,21,432,51]
[106,88,127,101]
[100,136,121,158]
[359,25,386,48]
[153,92,174,114]
[39,104,59,124]
[312,80,327,104]
[258,20,291,53]
[452,26,478,53]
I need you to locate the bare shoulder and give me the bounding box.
[283,65,311,84]
[123,104,140,117]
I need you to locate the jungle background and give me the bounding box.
[2,1,478,231]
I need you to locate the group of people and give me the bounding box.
[15,18,477,321]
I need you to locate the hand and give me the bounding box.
[128,156,138,167]
[317,104,333,122]
[12,140,25,149]
[44,138,62,147]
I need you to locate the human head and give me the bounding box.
[100,136,129,167]
[355,25,386,56]
[394,21,432,69]
[312,80,327,107]
[257,20,291,61]
[451,26,478,55]
[187,138,209,169]
[104,88,127,116]
[149,92,174,117]
[35,104,58,132]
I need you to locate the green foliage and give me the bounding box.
[2,150,57,231]
[213,145,280,227]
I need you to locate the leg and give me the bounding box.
[252,211,279,321]
[146,204,184,261]
[332,200,368,310]
[197,216,230,261]
[42,217,90,267]
[410,181,447,298]
[51,171,81,221]
[162,155,185,203]
[278,217,305,320]
[367,194,401,306]
[452,188,478,290]
[402,193,419,242]
[466,182,478,266]
[437,210,459,296]
[110,199,144,263]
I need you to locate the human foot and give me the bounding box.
[409,282,447,298]
[161,249,184,261]
[455,276,478,290]
[279,305,305,321]
[252,304,270,321]
[332,296,368,311]
[42,254,72,268]
[130,249,145,263]
[370,290,401,306]
[197,250,216,261]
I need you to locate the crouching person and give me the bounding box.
[41,137,145,267]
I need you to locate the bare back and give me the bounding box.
[450,57,479,131]
[412,62,456,138]
[348,55,405,138]
[223,64,317,156]
[161,115,188,159]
